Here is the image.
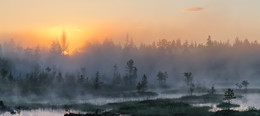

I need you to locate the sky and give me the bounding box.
[0,0,260,50]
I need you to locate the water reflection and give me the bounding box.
[193,103,248,112]
[1,109,64,116]
[84,93,187,105]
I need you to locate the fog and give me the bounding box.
[0,35,260,102]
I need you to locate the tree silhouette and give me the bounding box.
[124,59,138,87]
[141,74,148,92]
[224,88,236,110]
[0,69,8,81]
[206,35,213,47]
[157,71,168,87]
[189,83,195,96]
[184,72,195,95]
[136,74,148,93]
[184,72,193,87]
[112,64,121,85]
[78,75,85,85]
[94,72,100,90]
[235,83,243,90]
[56,72,63,83]
[209,85,216,95]
[50,40,62,55]
[7,73,14,82]
[242,80,249,92]
[45,67,51,73]
[136,82,142,93]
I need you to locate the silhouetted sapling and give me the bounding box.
[242,80,249,92]
[157,71,168,87]
[184,72,194,95]
[209,85,216,95]
[124,59,138,87]
[224,88,236,110]
[94,72,101,90]
[189,83,195,96]
[137,74,148,93]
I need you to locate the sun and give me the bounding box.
[62,50,69,56]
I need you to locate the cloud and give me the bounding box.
[182,7,203,12]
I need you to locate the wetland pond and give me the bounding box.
[1,91,260,116]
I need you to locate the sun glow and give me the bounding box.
[13,24,117,52]
[35,25,93,51]
[62,50,69,55]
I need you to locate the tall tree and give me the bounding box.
[184,72,193,87]
[141,74,148,91]
[224,89,236,110]
[206,35,213,47]
[0,69,8,81]
[94,72,100,90]
[209,85,216,95]
[136,74,148,93]
[241,80,249,92]
[157,71,168,87]
[56,72,63,83]
[8,73,14,82]
[184,72,194,95]
[112,64,121,85]
[136,82,142,93]
[50,40,62,55]
[124,59,138,87]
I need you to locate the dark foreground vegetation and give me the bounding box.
[1,97,260,116]
[0,87,258,116]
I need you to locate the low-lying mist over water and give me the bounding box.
[2,0,260,115]
[2,35,260,115]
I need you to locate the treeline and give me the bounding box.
[0,35,260,96]
[0,58,168,98]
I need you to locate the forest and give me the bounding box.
[0,35,259,98]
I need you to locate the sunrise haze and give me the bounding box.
[0,0,260,49]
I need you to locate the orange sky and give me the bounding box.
[0,0,260,50]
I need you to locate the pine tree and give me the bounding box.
[137,82,142,93]
[94,72,100,90]
[141,74,148,92]
[224,89,236,110]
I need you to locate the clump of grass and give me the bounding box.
[62,103,103,112]
[178,94,224,103]
[217,102,240,109]
[108,99,212,116]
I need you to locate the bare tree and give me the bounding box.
[184,72,193,87]
[242,80,249,92]
[235,83,243,90]
[190,83,195,96]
